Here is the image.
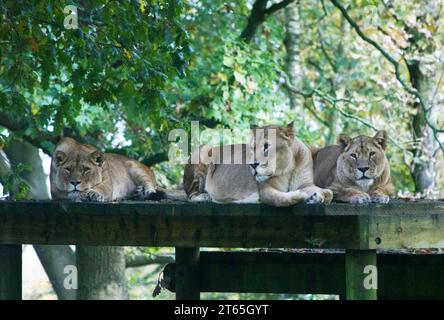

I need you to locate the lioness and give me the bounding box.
[183,123,333,206]
[50,137,164,202]
[313,131,394,204]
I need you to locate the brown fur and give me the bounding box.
[50,137,163,202]
[183,123,333,206]
[313,131,394,204]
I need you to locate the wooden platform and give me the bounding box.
[0,200,443,249]
[0,200,443,300]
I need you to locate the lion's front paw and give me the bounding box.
[348,193,371,204]
[371,192,390,204]
[304,188,333,204]
[321,189,333,204]
[304,192,323,204]
[80,189,105,202]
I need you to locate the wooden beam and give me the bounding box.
[164,251,444,299]
[0,201,443,249]
[175,247,200,300]
[345,250,377,300]
[0,245,22,300]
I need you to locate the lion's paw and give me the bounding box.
[349,193,371,204]
[81,189,105,202]
[371,192,390,204]
[303,188,333,204]
[304,192,323,204]
[321,189,333,204]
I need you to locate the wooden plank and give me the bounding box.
[175,247,200,300]
[0,201,363,248]
[0,201,444,249]
[0,245,22,300]
[368,214,444,249]
[164,252,444,299]
[345,250,377,300]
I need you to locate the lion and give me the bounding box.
[183,123,333,206]
[312,131,394,204]
[50,137,164,202]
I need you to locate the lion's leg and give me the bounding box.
[233,192,260,204]
[80,182,113,202]
[298,185,333,204]
[369,184,392,204]
[332,185,371,204]
[259,185,310,207]
[184,162,209,201]
[127,160,158,199]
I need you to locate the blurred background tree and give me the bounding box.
[1,0,443,299]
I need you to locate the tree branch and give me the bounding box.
[0,111,169,166]
[284,76,409,152]
[264,0,296,16]
[329,0,444,154]
[240,0,296,42]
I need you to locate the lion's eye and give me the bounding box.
[369,151,376,157]
[83,167,90,173]
[350,153,357,160]
[65,167,71,173]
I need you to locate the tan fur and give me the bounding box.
[183,123,333,206]
[50,137,161,202]
[313,131,394,204]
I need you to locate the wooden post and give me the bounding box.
[175,247,200,300]
[0,245,22,300]
[345,250,377,300]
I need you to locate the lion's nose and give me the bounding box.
[358,167,369,174]
[250,162,259,170]
[70,180,81,187]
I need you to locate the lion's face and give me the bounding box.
[53,150,105,200]
[249,123,294,182]
[337,131,388,190]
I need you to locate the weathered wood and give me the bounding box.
[175,247,200,300]
[0,245,22,300]
[368,214,444,249]
[165,251,444,299]
[345,250,377,300]
[1,201,444,249]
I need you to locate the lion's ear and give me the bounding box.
[90,150,105,167]
[373,130,387,150]
[338,134,352,150]
[54,151,67,166]
[280,122,294,141]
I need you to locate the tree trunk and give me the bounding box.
[409,60,439,194]
[284,1,302,110]
[77,246,128,300]
[33,245,77,300]
[405,2,441,194]
[3,139,77,300]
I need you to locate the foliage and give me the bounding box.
[0,162,32,200]
[0,0,190,156]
